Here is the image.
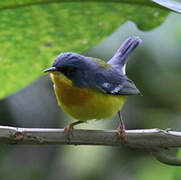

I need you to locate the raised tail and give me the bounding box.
[108,37,142,75]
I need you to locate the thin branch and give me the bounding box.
[153,150,181,166]
[1,125,181,166]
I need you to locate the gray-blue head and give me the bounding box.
[43,52,98,86]
[53,52,95,70]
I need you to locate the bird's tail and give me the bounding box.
[108,37,142,75]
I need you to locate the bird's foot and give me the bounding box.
[64,121,83,132]
[117,125,126,143]
[64,121,83,142]
[64,124,74,132]
[117,111,126,143]
[64,124,74,142]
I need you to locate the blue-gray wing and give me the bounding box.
[71,63,141,95]
[91,68,141,96]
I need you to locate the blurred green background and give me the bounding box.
[0,1,181,180]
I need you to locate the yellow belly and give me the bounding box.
[51,73,126,121]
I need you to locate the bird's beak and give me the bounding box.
[43,67,57,73]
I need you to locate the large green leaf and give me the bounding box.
[0,0,181,13]
[0,0,179,98]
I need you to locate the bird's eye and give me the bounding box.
[67,69,74,75]
[60,67,75,78]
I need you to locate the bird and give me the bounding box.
[43,37,142,141]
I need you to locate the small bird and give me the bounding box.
[44,37,142,141]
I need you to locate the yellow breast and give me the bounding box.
[51,73,125,121]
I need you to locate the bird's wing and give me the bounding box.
[95,77,141,95]
[91,69,141,96]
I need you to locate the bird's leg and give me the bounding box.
[117,111,126,143]
[64,121,83,132]
[64,121,83,142]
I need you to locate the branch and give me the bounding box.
[1,125,181,166]
[153,151,181,166]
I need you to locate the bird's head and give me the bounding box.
[43,52,98,86]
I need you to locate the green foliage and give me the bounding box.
[0,0,180,98]
[136,158,174,180]
[0,0,180,12]
[139,150,181,180]
[172,149,181,179]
